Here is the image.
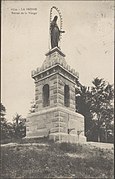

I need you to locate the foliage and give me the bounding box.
[75,85,93,138]
[90,78,114,142]
[75,78,114,143]
[0,103,6,119]
[0,103,15,140]
[0,104,26,142]
[13,113,26,138]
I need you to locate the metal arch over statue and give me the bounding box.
[49,6,65,49]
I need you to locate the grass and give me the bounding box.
[1,139,114,178]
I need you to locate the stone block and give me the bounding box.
[60,117,68,123]
[52,117,59,122]
[54,111,59,117]
[58,99,64,105]
[50,127,59,133]
[58,89,64,95]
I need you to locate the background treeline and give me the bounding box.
[0,103,26,143]
[75,77,114,143]
[0,77,114,143]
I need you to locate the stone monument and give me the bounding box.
[26,7,86,143]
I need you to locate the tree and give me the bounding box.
[75,83,93,139]
[13,113,22,126]
[13,113,26,138]
[107,120,114,143]
[0,103,7,140]
[0,103,6,121]
[75,78,114,143]
[0,103,15,140]
[90,78,114,142]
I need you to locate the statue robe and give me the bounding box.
[50,21,60,49]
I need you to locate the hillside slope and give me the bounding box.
[1,139,114,178]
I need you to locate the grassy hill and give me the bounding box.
[1,138,114,178]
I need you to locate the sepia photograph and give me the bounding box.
[1,0,114,178]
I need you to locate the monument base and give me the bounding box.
[49,133,86,143]
[26,106,86,143]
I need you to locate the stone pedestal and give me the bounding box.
[26,106,86,142]
[26,47,86,143]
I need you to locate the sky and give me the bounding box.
[1,1,114,121]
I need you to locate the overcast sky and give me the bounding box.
[1,1,114,121]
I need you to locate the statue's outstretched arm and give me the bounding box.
[60,30,65,33]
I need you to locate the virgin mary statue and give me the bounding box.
[50,16,65,49]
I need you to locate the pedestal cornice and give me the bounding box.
[45,47,65,57]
